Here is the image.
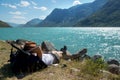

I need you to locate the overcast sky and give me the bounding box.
[0,0,95,24]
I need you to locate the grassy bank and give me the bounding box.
[0,41,120,80]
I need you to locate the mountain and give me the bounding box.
[0,20,11,27]
[37,0,108,27]
[24,18,42,27]
[7,22,20,27]
[75,0,120,27]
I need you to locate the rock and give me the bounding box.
[107,59,119,66]
[108,64,120,74]
[49,73,54,76]
[92,54,102,61]
[71,68,79,72]
[61,64,67,68]
[82,54,91,59]
[71,48,87,60]
[100,70,112,80]
[41,41,57,51]
[61,48,88,61]
[52,64,59,67]
[70,68,80,74]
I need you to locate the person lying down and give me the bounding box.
[8,41,87,74]
[24,42,87,66]
[23,42,63,66]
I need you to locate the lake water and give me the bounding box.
[0,27,120,61]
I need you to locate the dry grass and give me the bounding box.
[0,41,120,80]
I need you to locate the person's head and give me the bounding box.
[23,42,43,58]
[23,42,36,51]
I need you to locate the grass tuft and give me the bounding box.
[80,59,108,76]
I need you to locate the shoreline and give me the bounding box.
[0,40,120,79]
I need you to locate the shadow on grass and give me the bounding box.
[0,63,29,79]
[0,63,15,79]
[0,63,31,79]
[0,63,47,79]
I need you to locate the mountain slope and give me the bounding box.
[7,22,20,27]
[24,18,42,27]
[38,0,108,27]
[75,0,120,27]
[0,20,11,27]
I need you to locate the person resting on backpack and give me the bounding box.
[8,41,87,73]
[23,42,63,66]
[24,42,87,66]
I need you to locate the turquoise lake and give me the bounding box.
[0,27,120,61]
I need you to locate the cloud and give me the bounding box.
[1,3,17,9]
[13,15,25,19]
[73,0,82,6]
[9,11,22,15]
[33,6,47,11]
[31,1,37,5]
[18,1,30,7]
[9,11,27,24]
[9,11,26,15]
[10,19,27,24]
